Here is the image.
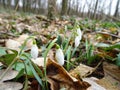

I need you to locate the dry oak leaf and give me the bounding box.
[69,63,93,78]
[31,57,48,67]
[0,82,23,90]
[0,69,23,90]
[5,39,21,52]
[46,59,90,90]
[0,69,18,82]
[15,34,33,49]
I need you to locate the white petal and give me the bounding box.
[55,48,64,66]
[77,28,82,36]
[31,45,38,59]
[75,36,80,48]
[77,28,82,41]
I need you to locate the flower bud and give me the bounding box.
[75,36,80,48]
[31,44,38,59]
[55,48,64,66]
[77,28,82,40]
[75,28,82,48]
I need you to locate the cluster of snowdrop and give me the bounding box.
[30,28,82,66]
[75,28,82,48]
[30,40,65,66]
[31,29,82,66]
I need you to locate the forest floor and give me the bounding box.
[0,11,120,90]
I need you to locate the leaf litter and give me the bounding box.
[0,12,120,90]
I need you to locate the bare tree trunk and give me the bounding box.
[67,0,71,15]
[47,0,56,20]
[8,0,11,8]
[38,0,42,13]
[114,0,120,17]
[93,0,99,19]
[87,0,93,19]
[108,0,112,16]
[23,0,27,12]
[61,0,68,16]
[14,0,19,11]
[2,0,6,8]
[26,0,31,12]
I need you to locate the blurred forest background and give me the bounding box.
[0,0,120,20]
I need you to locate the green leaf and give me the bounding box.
[31,61,44,78]
[56,35,63,46]
[116,53,120,66]
[66,46,72,71]
[96,43,110,47]
[13,62,33,77]
[22,54,43,87]
[0,53,17,66]
[23,76,28,90]
[0,47,6,56]
[96,43,120,51]
[28,60,43,86]
[105,43,120,51]
[15,69,24,80]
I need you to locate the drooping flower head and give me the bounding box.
[74,28,82,48]
[31,40,38,59]
[77,28,82,40]
[75,28,82,48]
[55,44,64,66]
[75,36,80,48]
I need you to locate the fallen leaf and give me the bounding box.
[95,62,120,90]
[0,69,18,82]
[0,62,3,66]
[83,77,106,90]
[31,57,48,67]
[97,75,120,90]
[15,34,33,49]
[69,63,93,78]
[103,62,120,81]
[0,82,23,90]
[5,39,21,52]
[46,58,90,90]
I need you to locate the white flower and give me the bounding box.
[75,36,80,48]
[77,28,82,40]
[77,28,82,35]
[55,48,64,66]
[75,28,82,47]
[31,44,38,59]
[75,28,82,48]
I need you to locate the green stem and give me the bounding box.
[0,56,18,80]
[43,38,57,90]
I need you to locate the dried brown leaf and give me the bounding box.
[0,69,18,82]
[15,34,33,49]
[46,59,90,90]
[5,39,21,52]
[0,82,23,90]
[69,64,93,78]
[83,77,106,90]
[31,57,48,67]
[95,62,120,90]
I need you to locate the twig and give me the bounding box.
[94,31,120,39]
[83,60,103,77]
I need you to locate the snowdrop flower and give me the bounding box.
[77,28,82,40]
[75,36,80,48]
[75,28,82,48]
[55,45,64,66]
[31,40,38,59]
